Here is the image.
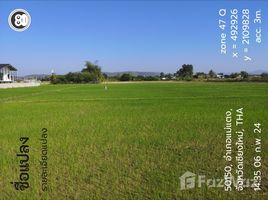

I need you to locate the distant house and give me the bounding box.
[0,64,17,82]
[217,73,224,79]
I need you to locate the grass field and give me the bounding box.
[0,82,267,200]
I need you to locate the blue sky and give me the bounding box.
[0,0,267,75]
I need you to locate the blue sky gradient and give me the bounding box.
[0,0,267,75]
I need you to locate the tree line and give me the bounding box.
[49,62,268,84]
[50,61,104,84]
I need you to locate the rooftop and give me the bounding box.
[0,64,17,71]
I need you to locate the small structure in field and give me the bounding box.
[0,64,17,82]
[217,73,224,79]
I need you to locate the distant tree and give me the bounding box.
[58,75,68,83]
[165,73,173,80]
[51,61,105,84]
[119,73,132,81]
[81,72,95,83]
[144,76,159,81]
[81,61,103,82]
[176,64,193,79]
[240,71,249,79]
[135,75,145,81]
[230,73,240,79]
[50,73,57,83]
[65,72,75,82]
[195,72,207,79]
[109,75,120,81]
[102,73,108,80]
[160,72,165,78]
[208,70,217,78]
[261,73,268,80]
[261,73,268,77]
[51,75,67,84]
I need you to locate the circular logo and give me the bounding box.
[8,9,31,32]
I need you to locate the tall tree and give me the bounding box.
[81,61,103,82]
[176,64,193,79]
[240,71,249,79]
[119,73,132,81]
[208,70,217,78]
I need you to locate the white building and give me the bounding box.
[216,74,224,79]
[0,64,17,82]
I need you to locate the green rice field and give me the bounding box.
[0,82,267,199]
